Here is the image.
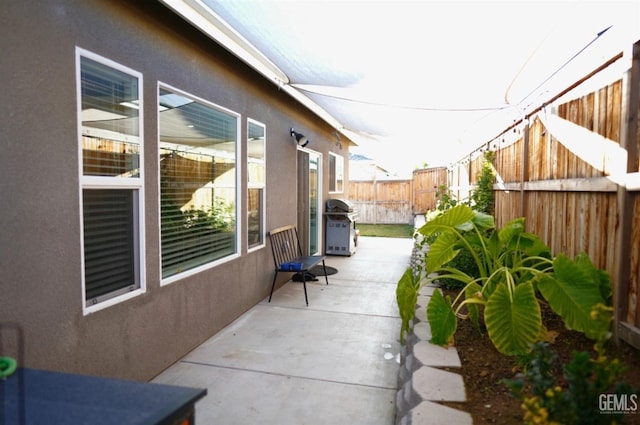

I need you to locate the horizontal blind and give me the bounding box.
[80,56,139,134]
[159,87,237,279]
[160,157,235,278]
[247,187,264,247]
[82,136,140,177]
[78,50,143,309]
[247,120,265,248]
[83,189,135,302]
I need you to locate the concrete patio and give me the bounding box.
[151,235,470,424]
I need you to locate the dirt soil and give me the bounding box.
[439,288,640,425]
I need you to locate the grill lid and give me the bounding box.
[326,198,353,213]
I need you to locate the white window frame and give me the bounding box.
[247,118,266,252]
[298,146,324,255]
[76,47,146,315]
[157,82,241,286]
[329,152,345,193]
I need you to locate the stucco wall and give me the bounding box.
[0,0,350,381]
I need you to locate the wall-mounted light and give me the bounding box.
[333,130,342,150]
[290,128,309,147]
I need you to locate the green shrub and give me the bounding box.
[470,151,495,215]
[438,239,479,290]
[419,205,611,356]
[505,306,637,424]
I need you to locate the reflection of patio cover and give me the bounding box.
[160,153,235,207]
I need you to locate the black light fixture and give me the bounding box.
[290,128,309,147]
[333,130,342,150]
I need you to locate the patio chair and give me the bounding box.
[268,225,329,306]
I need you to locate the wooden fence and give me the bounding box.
[347,179,413,224]
[412,167,449,214]
[447,40,640,350]
[347,167,448,224]
[347,40,640,350]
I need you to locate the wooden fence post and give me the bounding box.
[521,116,530,218]
[615,41,640,347]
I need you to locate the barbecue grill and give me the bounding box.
[324,199,359,256]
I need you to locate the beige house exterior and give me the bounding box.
[1,0,353,381]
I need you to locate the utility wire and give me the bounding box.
[290,84,510,112]
[293,25,612,116]
[512,25,613,107]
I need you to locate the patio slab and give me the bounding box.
[178,304,401,388]
[152,236,414,425]
[153,235,473,424]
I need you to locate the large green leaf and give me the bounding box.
[426,231,460,273]
[484,281,542,355]
[427,289,457,347]
[396,267,419,343]
[418,204,475,237]
[498,217,525,244]
[484,230,501,266]
[472,211,495,230]
[538,254,607,339]
[520,233,551,257]
[574,252,612,303]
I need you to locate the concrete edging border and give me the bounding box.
[394,235,473,425]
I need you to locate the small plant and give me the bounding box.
[434,184,459,212]
[505,305,637,424]
[424,185,478,290]
[470,151,495,215]
[398,204,612,356]
[437,235,480,290]
[396,266,422,343]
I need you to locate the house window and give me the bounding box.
[247,120,265,249]
[329,152,344,193]
[77,49,145,312]
[159,86,239,281]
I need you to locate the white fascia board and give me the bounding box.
[279,83,345,134]
[159,0,288,84]
[157,0,349,141]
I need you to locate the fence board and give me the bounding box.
[412,167,448,214]
[443,46,640,348]
[347,44,640,348]
[347,179,413,224]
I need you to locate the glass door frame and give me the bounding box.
[297,147,323,256]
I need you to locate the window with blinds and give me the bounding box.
[247,120,265,249]
[159,86,238,281]
[77,49,144,312]
[83,189,136,301]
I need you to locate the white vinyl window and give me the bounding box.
[77,48,145,313]
[158,85,239,282]
[329,152,344,193]
[247,120,265,250]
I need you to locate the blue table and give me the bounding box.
[1,368,207,424]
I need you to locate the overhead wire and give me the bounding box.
[503,28,556,105]
[508,25,613,108]
[458,24,617,153]
[291,25,612,115]
[290,84,510,112]
[290,23,617,155]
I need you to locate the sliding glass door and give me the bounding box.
[297,149,322,255]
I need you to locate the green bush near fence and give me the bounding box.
[357,224,414,238]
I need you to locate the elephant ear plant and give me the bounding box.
[397,204,612,356]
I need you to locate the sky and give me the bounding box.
[202,0,640,174]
